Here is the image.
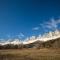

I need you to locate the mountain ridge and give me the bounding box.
[0,30,60,49]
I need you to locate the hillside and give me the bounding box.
[0,30,60,49]
[23,37,60,49]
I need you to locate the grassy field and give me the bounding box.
[0,48,60,60]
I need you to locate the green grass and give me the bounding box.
[0,48,60,60]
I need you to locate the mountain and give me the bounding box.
[0,29,60,49]
[23,30,60,48]
[23,29,60,44]
[0,39,22,45]
[23,37,60,49]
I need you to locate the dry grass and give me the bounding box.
[0,48,60,60]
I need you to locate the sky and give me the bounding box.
[0,0,60,40]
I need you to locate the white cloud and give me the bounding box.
[32,27,39,30]
[46,18,60,29]
[40,18,60,30]
[17,33,24,39]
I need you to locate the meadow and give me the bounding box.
[0,48,60,60]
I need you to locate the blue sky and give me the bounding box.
[0,0,60,40]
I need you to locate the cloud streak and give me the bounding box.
[32,27,40,30]
[40,18,60,30]
[17,33,24,39]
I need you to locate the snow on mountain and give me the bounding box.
[0,30,60,45]
[0,39,22,45]
[23,36,37,44]
[23,30,60,44]
[36,30,60,41]
[10,39,22,45]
